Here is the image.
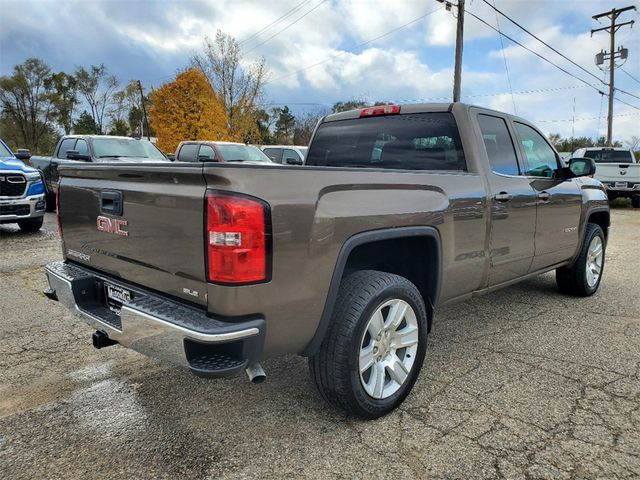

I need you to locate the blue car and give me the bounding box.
[0,139,46,232]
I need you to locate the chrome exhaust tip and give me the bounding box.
[245,363,266,384]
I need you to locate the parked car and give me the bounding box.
[173,141,275,165]
[30,135,169,210]
[43,103,608,418]
[0,138,46,232]
[572,147,639,207]
[260,145,307,165]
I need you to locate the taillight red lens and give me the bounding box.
[56,189,63,240]
[359,105,401,117]
[206,192,269,284]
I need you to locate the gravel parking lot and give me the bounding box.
[1,209,639,479]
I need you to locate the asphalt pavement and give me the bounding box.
[1,209,639,479]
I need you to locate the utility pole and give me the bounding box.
[453,0,465,102]
[136,80,151,141]
[591,6,635,146]
[436,0,465,102]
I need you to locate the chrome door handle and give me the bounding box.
[494,192,512,202]
[538,191,550,201]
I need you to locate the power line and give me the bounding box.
[267,6,443,85]
[491,0,517,114]
[615,87,640,101]
[537,112,640,123]
[466,10,606,95]
[239,0,310,46]
[480,0,605,85]
[243,0,330,55]
[620,67,640,84]
[613,95,640,111]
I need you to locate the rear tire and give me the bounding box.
[556,223,605,296]
[308,270,428,419]
[17,217,44,232]
[632,196,640,209]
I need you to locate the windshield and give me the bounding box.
[0,140,13,157]
[583,150,633,164]
[92,138,167,160]
[216,144,272,162]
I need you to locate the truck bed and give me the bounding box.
[58,161,487,356]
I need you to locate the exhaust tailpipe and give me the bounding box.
[245,363,266,384]
[92,330,118,349]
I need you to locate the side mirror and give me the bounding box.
[66,150,91,161]
[567,157,596,178]
[14,149,31,160]
[167,153,176,161]
[285,157,303,165]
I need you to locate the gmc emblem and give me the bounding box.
[97,215,129,236]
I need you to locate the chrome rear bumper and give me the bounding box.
[44,261,265,377]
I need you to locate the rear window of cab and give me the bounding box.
[306,113,466,171]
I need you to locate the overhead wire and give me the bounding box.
[490,0,517,114]
[239,0,310,46]
[243,0,330,55]
[266,6,444,85]
[465,10,606,95]
[479,0,604,84]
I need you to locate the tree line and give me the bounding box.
[0,30,371,155]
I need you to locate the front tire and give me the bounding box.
[17,217,44,232]
[308,270,428,419]
[556,223,605,296]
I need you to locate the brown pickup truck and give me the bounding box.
[44,103,609,418]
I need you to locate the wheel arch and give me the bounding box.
[302,226,441,356]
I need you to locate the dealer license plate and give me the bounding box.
[615,182,628,188]
[104,283,132,316]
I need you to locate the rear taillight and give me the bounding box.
[56,189,63,240]
[359,105,401,117]
[205,192,270,284]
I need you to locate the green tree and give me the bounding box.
[274,106,296,144]
[48,72,78,134]
[75,64,119,134]
[0,58,54,153]
[108,118,130,136]
[73,110,100,134]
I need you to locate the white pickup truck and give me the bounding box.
[573,147,640,208]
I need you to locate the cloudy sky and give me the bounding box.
[1,0,639,141]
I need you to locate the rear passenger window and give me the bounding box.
[57,138,77,158]
[306,113,466,171]
[75,139,88,155]
[177,144,199,162]
[198,145,216,161]
[477,114,520,176]
[262,148,283,163]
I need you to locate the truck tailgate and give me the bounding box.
[595,163,640,183]
[57,163,208,306]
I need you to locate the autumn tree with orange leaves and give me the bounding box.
[149,68,226,153]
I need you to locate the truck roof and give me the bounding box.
[321,102,531,124]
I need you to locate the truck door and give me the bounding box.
[512,122,582,270]
[477,114,537,285]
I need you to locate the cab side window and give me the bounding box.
[177,144,198,162]
[198,145,216,161]
[57,138,77,158]
[262,148,283,163]
[514,122,558,177]
[75,139,89,155]
[477,114,520,176]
